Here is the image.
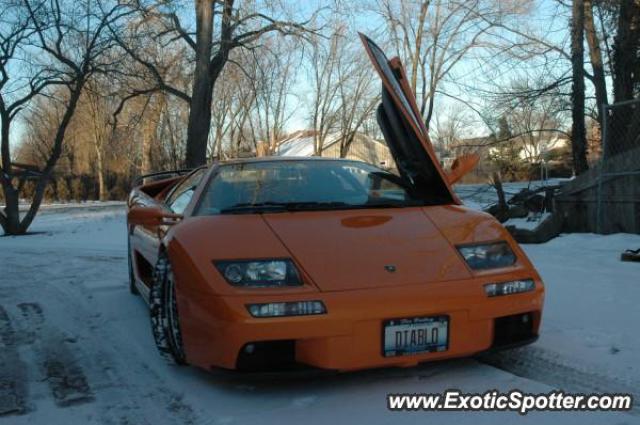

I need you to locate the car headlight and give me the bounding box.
[456,241,517,270]
[214,259,302,287]
[484,279,535,297]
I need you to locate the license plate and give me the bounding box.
[383,315,449,357]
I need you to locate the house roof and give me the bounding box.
[274,130,386,157]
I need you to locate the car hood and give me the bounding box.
[263,208,472,292]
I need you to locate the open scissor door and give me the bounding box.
[359,33,459,204]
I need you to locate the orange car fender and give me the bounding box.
[423,205,545,326]
[423,205,540,273]
[164,215,320,365]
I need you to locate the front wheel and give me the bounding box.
[149,254,186,365]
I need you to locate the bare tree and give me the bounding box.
[584,0,608,125]
[335,36,379,158]
[248,37,300,154]
[606,0,640,156]
[612,0,640,104]
[0,0,127,235]
[113,0,320,168]
[468,0,598,175]
[308,29,343,155]
[378,0,516,129]
[571,0,589,174]
[500,81,568,165]
[432,105,472,158]
[80,78,115,200]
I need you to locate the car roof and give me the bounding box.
[215,156,364,166]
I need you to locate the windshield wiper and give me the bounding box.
[281,201,350,210]
[220,202,289,214]
[220,201,353,214]
[219,200,427,214]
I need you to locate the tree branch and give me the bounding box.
[108,28,191,103]
[457,128,572,149]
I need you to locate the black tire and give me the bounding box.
[150,254,186,365]
[127,235,140,295]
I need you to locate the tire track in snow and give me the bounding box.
[478,346,640,415]
[2,267,202,424]
[17,302,44,345]
[17,302,94,407]
[14,259,202,424]
[0,305,29,416]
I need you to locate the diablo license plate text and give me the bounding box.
[383,315,449,357]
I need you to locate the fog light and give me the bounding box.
[246,301,326,318]
[484,279,535,297]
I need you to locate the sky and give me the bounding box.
[281,0,576,138]
[5,0,582,154]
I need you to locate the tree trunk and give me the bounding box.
[18,81,85,234]
[0,182,21,235]
[340,132,356,158]
[141,96,162,174]
[410,1,429,94]
[93,125,108,201]
[612,0,640,104]
[608,0,640,156]
[570,0,589,175]
[141,128,152,175]
[1,113,21,235]
[584,0,608,126]
[185,0,215,168]
[424,93,435,130]
[96,145,108,201]
[491,172,510,222]
[493,172,508,211]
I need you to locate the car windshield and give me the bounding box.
[196,160,435,215]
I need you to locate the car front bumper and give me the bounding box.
[177,272,544,371]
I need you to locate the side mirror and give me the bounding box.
[128,205,182,226]
[446,153,480,185]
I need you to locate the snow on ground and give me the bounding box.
[454,179,570,211]
[529,233,640,381]
[14,201,126,214]
[0,207,639,424]
[504,213,552,230]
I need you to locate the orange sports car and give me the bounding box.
[126,34,544,372]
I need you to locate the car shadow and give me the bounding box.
[183,356,479,395]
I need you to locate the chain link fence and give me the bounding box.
[595,98,640,233]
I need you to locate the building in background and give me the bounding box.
[260,130,396,170]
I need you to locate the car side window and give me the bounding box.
[166,169,206,214]
[363,36,424,136]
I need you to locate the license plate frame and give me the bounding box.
[382,315,449,357]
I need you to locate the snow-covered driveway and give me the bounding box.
[1,208,638,424]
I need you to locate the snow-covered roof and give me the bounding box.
[275,132,337,157]
[274,131,385,157]
[276,135,317,156]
